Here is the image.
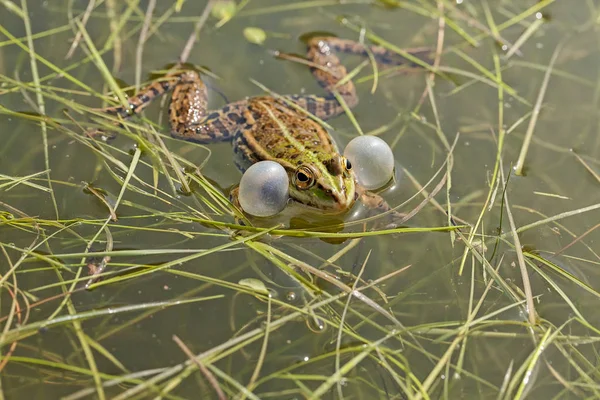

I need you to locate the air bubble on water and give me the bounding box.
[286,291,297,302]
[502,44,508,51]
[303,356,310,362]
[307,317,325,332]
[535,12,543,19]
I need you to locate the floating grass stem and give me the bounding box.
[514,42,563,176]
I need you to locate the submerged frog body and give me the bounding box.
[102,37,429,221]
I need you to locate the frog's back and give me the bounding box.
[232,97,339,173]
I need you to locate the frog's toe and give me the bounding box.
[86,128,117,142]
[370,211,409,231]
[235,217,246,227]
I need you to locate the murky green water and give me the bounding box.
[1,1,599,399]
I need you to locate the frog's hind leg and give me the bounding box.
[285,94,350,122]
[101,72,184,118]
[95,71,200,141]
[286,37,431,120]
[99,70,248,145]
[90,72,184,139]
[168,73,251,144]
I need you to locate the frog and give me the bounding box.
[101,36,430,225]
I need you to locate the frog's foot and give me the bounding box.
[358,189,407,230]
[227,186,260,241]
[228,186,248,227]
[89,128,118,141]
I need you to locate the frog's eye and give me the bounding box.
[343,157,352,170]
[294,166,316,190]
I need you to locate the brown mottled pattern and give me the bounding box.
[170,99,248,144]
[169,71,207,127]
[236,96,336,172]
[103,74,179,118]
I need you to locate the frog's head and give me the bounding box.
[289,154,357,213]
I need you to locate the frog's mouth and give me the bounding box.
[289,183,356,214]
[330,186,357,213]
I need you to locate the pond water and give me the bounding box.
[1,1,599,399]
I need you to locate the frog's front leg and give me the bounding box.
[228,186,246,223]
[357,187,408,229]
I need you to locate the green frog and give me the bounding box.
[102,36,429,223]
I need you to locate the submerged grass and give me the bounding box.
[1,0,599,399]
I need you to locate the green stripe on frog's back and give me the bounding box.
[238,97,339,175]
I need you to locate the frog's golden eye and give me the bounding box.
[294,166,316,190]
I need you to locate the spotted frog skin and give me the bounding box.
[102,37,429,220]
